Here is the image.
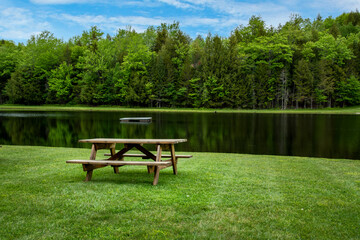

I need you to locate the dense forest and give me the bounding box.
[1,11,360,109]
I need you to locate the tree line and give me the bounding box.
[1,11,360,109]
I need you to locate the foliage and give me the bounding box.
[2,11,360,108]
[293,59,314,108]
[5,31,64,104]
[336,75,360,106]
[0,40,18,103]
[48,62,75,103]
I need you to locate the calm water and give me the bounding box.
[0,111,359,159]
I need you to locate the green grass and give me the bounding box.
[1,104,360,114]
[0,145,359,239]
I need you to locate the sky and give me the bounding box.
[0,0,359,43]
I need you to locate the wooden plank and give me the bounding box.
[170,144,177,175]
[90,144,97,160]
[104,153,192,158]
[66,160,171,166]
[107,144,134,160]
[79,138,187,145]
[85,170,92,182]
[85,144,97,181]
[134,144,156,161]
[110,146,119,174]
[153,145,162,186]
[94,143,116,150]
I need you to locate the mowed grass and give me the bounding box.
[0,145,359,239]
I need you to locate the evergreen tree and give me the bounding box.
[0,40,18,104]
[293,59,314,108]
[2,11,360,109]
[6,31,64,104]
[336,75,360,106]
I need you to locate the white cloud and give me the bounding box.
[30,0,161,7]
[181,17,219,26]
[30,0,91,4]
[158,0,194,9]
[0,7,51,40]
[4,0,355,43]
[53,12,245,39]
[209,0,289,17]
[308,0,360,12]
[157,0,290,17]
[58,13,171,28]
[58,12,240,30]
[156,0,292,28]
[60,14,107,25]
[109,16,169,26]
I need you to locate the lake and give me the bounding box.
[0,111,359,159]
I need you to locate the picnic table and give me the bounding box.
[66,138,191,185]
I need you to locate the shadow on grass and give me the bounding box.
[64,168,193,186]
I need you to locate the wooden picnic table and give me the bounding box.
[66,138,191,185]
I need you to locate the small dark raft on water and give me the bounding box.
[120,117,152,123]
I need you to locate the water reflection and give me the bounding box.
[0,111,359,159]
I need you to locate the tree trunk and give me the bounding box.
[280,69,288,110]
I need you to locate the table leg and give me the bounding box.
[85,170,93,181]
[90,144,97,160]
[85,144,97,181]
[153,144,162,185]
[110,146,119,174]
[170,144,177,175]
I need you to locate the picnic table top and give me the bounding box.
[78,138,188,145]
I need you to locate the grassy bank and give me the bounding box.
[1,104,360,114]
[0,145,359,239]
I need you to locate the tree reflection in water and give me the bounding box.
[0,111,359,159]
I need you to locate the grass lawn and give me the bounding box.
[1,104,360,114]
[0,145,359,239]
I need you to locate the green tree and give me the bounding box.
[48,62,76,103]
[77,37,117,105]
[116,32,154,105]
[346,32,360,77]
[239,34,293,108]
[6,31,64,104]
[75,27,123,105]
[2,12,360,109]
[203,76,224,107]
[302,33,354,65]
[0,40,18,103]
[336,75,360,106]
[293,59,314,108]
[199,34,228,107]
[234,15,268,44]
[315,60,335,107]
[149,22,191,107]
[78,26,104,52]
[224,32,243,108]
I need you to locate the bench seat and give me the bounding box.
[66,159,172,166]
[103,153,192,158]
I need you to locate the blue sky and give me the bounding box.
[1,0,359,43]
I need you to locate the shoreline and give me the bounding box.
[1,104,360,114]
